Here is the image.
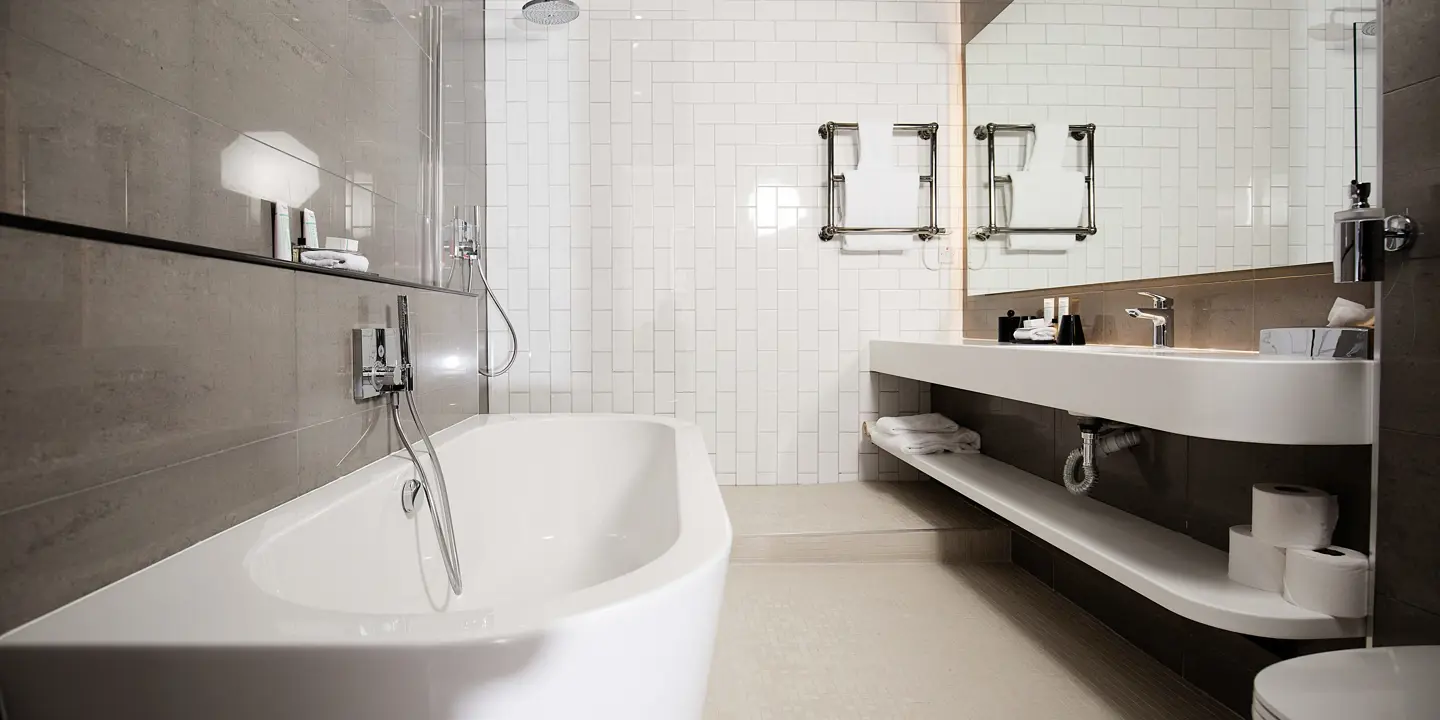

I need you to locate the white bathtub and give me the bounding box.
[0,414,732,720]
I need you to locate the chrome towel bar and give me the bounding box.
[970,123,1097,242]
[818,122,947,242]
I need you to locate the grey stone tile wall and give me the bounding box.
[0,228,480,632]
[1374,0,1440,648]
[0,0,436,284]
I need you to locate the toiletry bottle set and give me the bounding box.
[273,203,292,261]
[997,299,1085,345]
[272,203,330,264]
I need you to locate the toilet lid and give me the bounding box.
[1252,699,1283,720]
[1253,646,1440,720]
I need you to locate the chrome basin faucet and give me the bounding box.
[1125,291,1174,348]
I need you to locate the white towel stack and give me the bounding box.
[871,414,981,455]
[301,250,371,273]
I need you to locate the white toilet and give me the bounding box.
[1252,646,1440,720]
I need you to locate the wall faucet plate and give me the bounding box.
[353,327,399,400]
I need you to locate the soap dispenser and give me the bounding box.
[1334,181,1418,282]
[1333,181,1383,282]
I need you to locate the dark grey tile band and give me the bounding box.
[0,212,479,298]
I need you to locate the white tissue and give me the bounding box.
[1227,525,1286,592]
[1282,546,1370,617]
[1251,484,1338,550]
[1327,297,1374,328]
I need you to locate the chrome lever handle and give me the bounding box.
[1137,291,1172,309]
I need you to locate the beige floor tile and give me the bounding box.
[721,481,998,537]
[705,563,1235,720]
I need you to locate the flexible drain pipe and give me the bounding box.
[1062,419,1144,496]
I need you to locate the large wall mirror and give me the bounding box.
[963,0,1379,296]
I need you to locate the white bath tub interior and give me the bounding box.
[0,414,732,720]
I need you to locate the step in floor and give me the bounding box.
[720,481,1009,563]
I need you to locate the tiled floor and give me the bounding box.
[720,481,996,537]
[721,482,1011,564]
[707,482,1234,720]
[704,562,1235,720]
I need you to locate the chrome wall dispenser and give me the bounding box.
[1333,181,1416,282]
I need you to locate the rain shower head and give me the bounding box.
[522,0,580,25]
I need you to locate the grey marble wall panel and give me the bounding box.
[963,264,1373,352]
[0,0,433,284]
[0,228,298,514]
[0,227,479,633]
[1375,0,1440,647]
[0,431,301,632]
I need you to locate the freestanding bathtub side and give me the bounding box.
[0,415,732,720]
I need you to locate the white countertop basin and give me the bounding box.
[869,338,1374,445]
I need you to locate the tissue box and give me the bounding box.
[1259,328,1371,358]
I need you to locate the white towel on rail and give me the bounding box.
[841,122,919,251]
[1003,170,1087,252]
[1003,121,1086,252]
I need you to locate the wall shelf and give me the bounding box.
[867,431,1366,640]
[869,338,1374,445]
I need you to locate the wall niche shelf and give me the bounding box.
[867,431,1366,640]
[869,338,1374,446]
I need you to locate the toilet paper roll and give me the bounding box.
[1282,546,1370,618]
[1251,484,1338,549]
[1227,525,1286,592]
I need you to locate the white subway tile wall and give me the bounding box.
[482,0,967,484]
[964,0,1379,295]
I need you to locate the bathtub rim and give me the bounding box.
[0,414,732,648]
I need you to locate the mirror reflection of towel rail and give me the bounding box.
[817,122,948,242]
[970,123,1097,242]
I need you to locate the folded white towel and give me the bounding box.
[301,250,370,273]
[897,430,981,455]
[877,413,960,435]
[865,421,982,455]
[1029,326,1057,341]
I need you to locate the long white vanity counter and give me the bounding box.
[869,338,1374,445]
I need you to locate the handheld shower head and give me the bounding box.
[521,0,580,25]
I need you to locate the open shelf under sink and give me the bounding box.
[867,431,1367,640]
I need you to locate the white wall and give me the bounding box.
[964,0,1379,295]
[483,0,967,483]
